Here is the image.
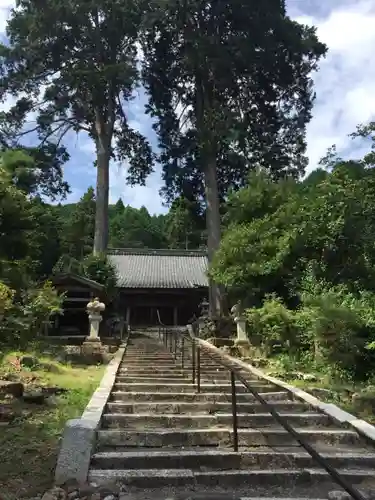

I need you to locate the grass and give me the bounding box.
[0,345,105,500]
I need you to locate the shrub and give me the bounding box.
[245,295,302,356]
[301,275,375,377]
[0,282,15,316]
[52,253,118,299]
[81,254,118,298]
[0,280,64,347]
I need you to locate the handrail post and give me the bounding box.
[192,338,196,384]
[230,371,239,452]
[173,330,177,360]
[196,344,201,393]
[181,335,185,369]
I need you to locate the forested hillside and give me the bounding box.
[209,122,375,388]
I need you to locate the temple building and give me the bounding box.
[50,249,208,336]
[108,248,208,326]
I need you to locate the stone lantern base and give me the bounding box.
[82,338,102,356]
[234,338,250,347]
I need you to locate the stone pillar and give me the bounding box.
[83,298,105,350]
[197,298,209,335]
[231,302,250,347]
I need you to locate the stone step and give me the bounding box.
[110,390,292,403]
[115,376,193,384]
[105,401,310,415]
[96,428,360,448]
[120,362,183,367]
[119,365,186,370]
[91,449,375,471]
[115,376,257,385]
[123,356,176,361]
[117,370,232,378]
[88,466,375,489]
[112,382,276,394]
[101,412,331,429]
[117,374,234,383]
[121,356,228,370]
[118,366,230,373]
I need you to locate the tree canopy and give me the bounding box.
[210,123,375,307]
[142,0,327,315]
[0,0,154,253]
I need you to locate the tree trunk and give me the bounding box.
[195,73,224,318]
[93,139,110,255]
[204,154,223,318]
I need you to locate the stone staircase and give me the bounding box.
[88,332,375,499]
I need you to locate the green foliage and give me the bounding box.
[164,196,204,249]
[245,295,301,356]
[0,282,15,315]
[109,203,167,249]
[81,254,118,297]
[211,148,375,305]
[22,280,64,334]
[143,0,326,315]
[61,187,96,259]
[214,126,375,383]
[0,160,33,265]
[0,0,154,252]
[0,146,69,199]
[143,0,327,204]
[244,278,375,381]
[0,280,64,346]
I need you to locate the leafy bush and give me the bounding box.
[299,270,375,377]
[22,280,64,336]
[52,253,118,298]
[52,254,81,275]
[245,295,302,356]
[0,282,15,316]
[0,280,64,347]
[244,274,375,380]
[81,254,118,298]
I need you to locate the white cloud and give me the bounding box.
[292,0,375,170]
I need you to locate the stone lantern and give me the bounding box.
[200,298,209,318]
[231,301,249,347]
[85,297,105,343]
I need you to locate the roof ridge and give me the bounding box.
[108,248,207,257]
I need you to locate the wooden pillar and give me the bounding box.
[173,306,178,326]
[126,306,131,326]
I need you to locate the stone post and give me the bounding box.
[197,297,209,335]
[84,297,105,349]
[231,301,249,347]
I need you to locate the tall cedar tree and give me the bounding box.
[142,0,327,316]
[0,0,153,253]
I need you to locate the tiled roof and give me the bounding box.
[108,248,209,289]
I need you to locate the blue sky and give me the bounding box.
[1,0,375,214]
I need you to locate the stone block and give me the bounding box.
[0,380,24,398]
[55,418,97,485]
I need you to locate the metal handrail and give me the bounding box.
[159,323,366,500]
[122,324,132,356]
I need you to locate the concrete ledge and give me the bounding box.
[197,337,375,445]
[55,346,125,485]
